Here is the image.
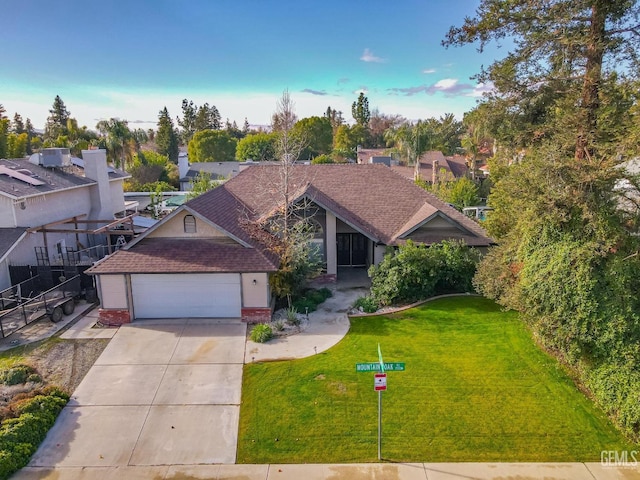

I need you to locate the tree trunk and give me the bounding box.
[576,1,606,160]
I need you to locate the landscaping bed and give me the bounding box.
[0,337,109,478]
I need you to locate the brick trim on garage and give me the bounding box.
[98,309,131,326]
[241,307,272,324]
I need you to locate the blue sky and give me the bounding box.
[1,1,501,131]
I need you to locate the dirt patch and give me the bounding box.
[1,338,109,403]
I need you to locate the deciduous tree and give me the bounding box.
[291,116,333,160]
[235,132,277,161]
[187,129,237,162]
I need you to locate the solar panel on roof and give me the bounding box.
[0,165,46,186]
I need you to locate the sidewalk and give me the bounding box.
[244,284,368,363]
[13,461,640,479]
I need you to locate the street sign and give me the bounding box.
[374,373,387,391]
[356,362,405,372]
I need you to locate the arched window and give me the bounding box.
[184,214,197,233]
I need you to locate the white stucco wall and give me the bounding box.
[147,211,229,239]
[0,197,16,228]
[108,180,126,215]
[241,272,269,308]
[12,188,92,228]
[97,274,129,309]
[374,244,387,265]
[8,231,84,266]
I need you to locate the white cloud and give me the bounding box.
[434,78,459,90]
[360,48,385,63]
[422,68,436,74]
[467,82,495,97]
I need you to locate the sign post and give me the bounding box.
[377,344,384,460]
[355,346,405,462]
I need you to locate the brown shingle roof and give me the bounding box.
[390,151,469,182]
[87,238,278,274]
[197,164,492,246]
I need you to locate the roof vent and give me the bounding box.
[30,148,71,168]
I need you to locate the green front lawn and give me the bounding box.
[238,296,635,463]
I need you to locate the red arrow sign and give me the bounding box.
[374,373,387,391]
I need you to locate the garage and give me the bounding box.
[131,273,241,319]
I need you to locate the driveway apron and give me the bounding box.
[28,319,246,467]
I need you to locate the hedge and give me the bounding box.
[0,390,69,480]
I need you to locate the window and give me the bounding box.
[184,215,197,233]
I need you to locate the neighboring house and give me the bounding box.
[178,153,278,190]
[0,148,129,289]
[88,164,493,324]
[356,148,395,165]
[391,151,469,183]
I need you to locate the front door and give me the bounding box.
[337,233,367,266]
[351,234,367,266]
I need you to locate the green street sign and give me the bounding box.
[356,362,405,372]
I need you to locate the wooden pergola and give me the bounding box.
[27,214,139,257]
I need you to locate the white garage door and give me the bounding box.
[131,273,241,319]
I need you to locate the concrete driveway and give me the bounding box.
[28,319,246,467]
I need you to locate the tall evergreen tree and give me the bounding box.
[156,107,179,163]
[45,95,70,140]
[178,99,197,145]
[194,103,221,131]
[351,92,370,127]
[11,113,25,134]
[0,116,8,159]
[24,118,36,154]
[444,0,640,160]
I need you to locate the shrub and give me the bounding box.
[286,307,301,326]
[0,365,36,386]
[585,363,640,441]
[250,324,273,343]
[292,288,332,313]
[353,296,379,313]
[0,390,68,479]
[26,374,41,383]
[369,240,480,306]
[273,320,285,332]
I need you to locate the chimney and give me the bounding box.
[178,152,189,179]
[432,159,439,184]
[82,149,114,220]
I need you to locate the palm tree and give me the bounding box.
[96,118,132,170]
[384,121,432,167]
